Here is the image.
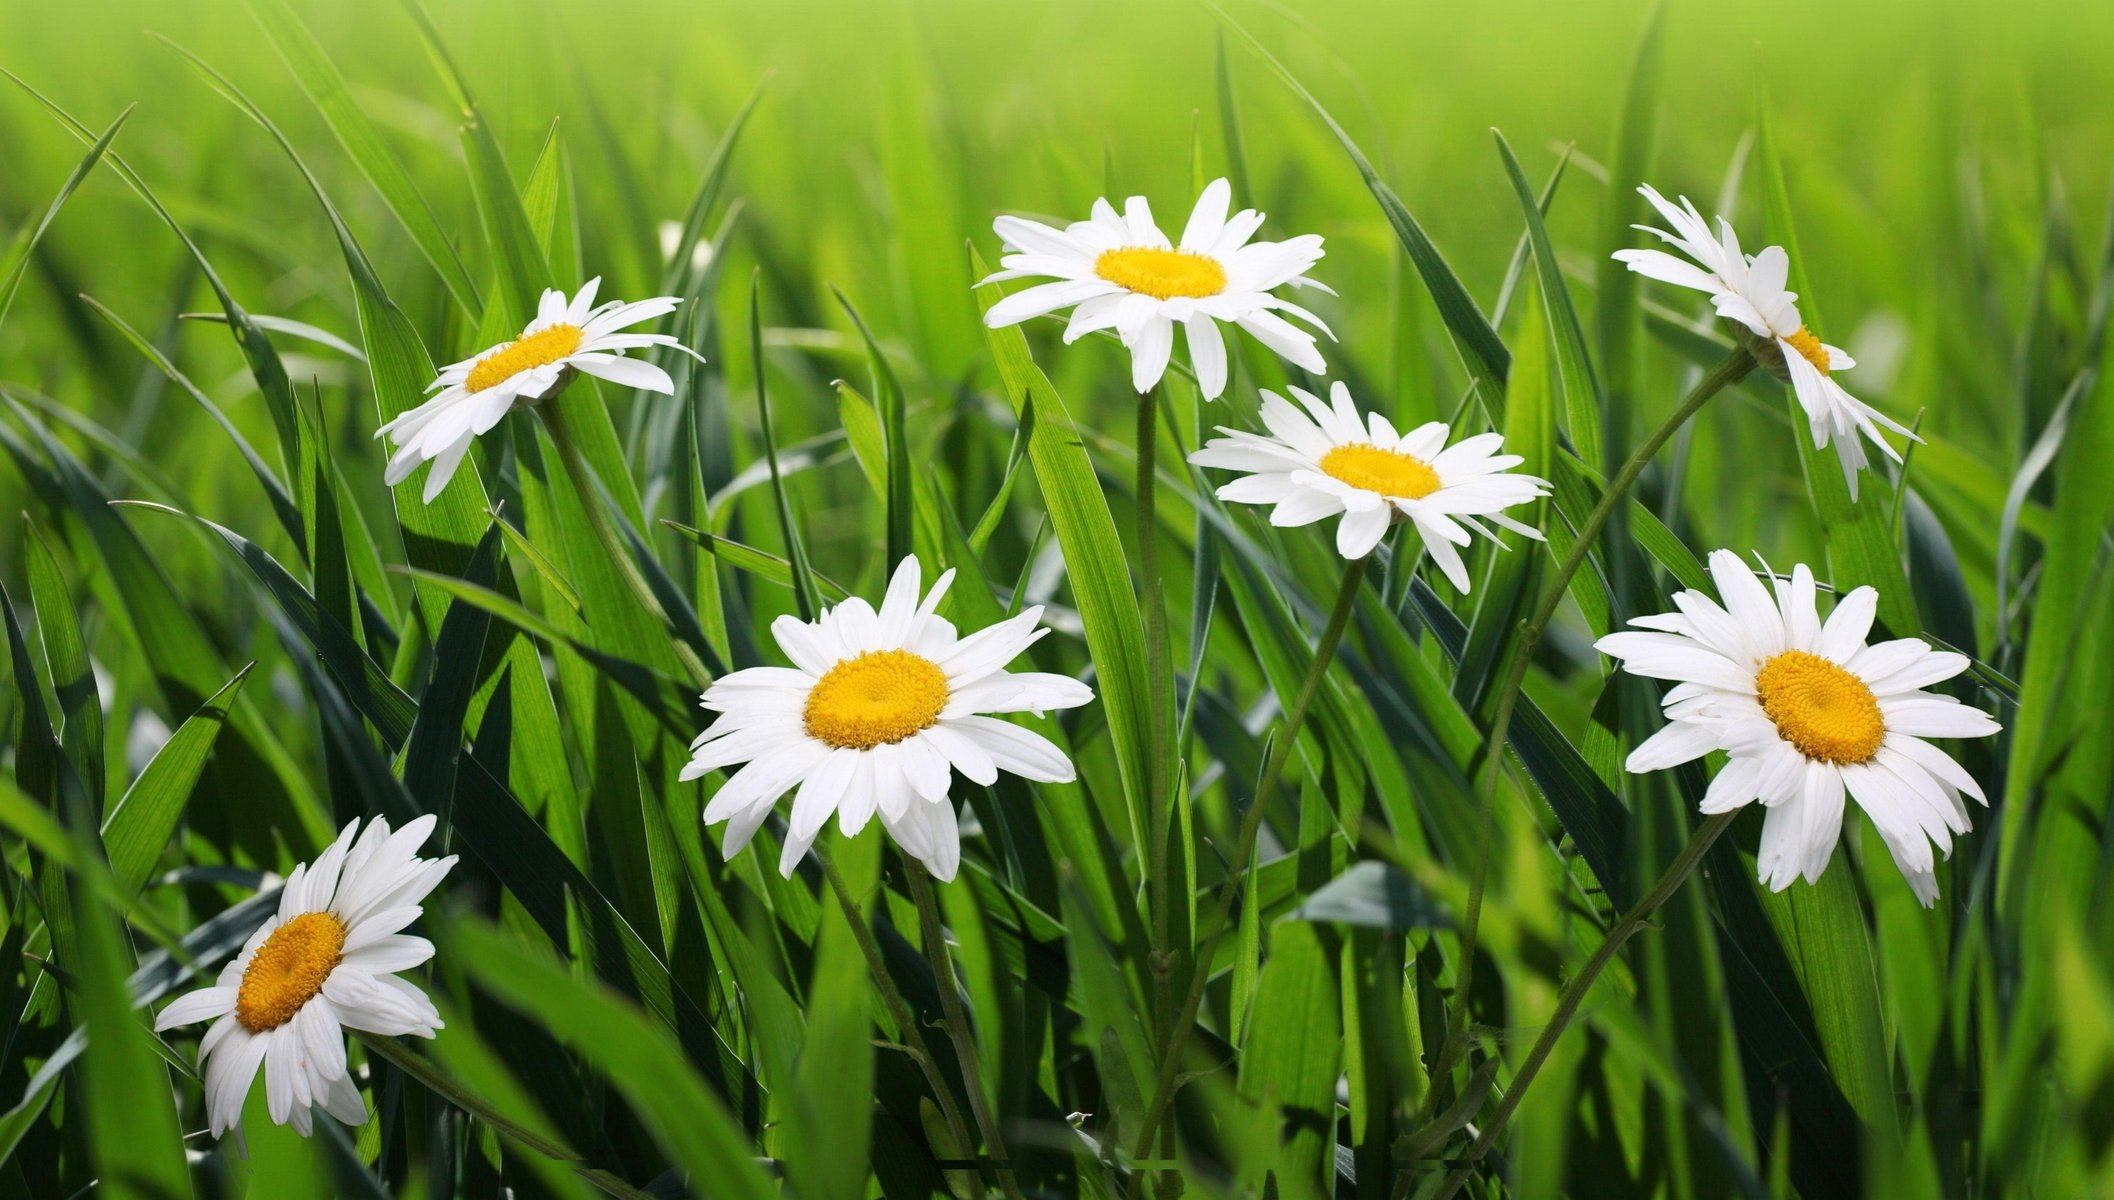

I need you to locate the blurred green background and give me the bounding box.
[3,0,2109,574]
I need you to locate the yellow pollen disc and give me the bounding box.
[1783,326,1832,376]
[1755,649,1885,765]
[465,323,584,393]
[1093,247,1227,300]
[235,912,347,1033]
[803,649,950,750]
[1317,443,1443,500]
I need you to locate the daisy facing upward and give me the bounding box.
[154,815,456,1139]
[682,556,1094,881]
[378,278,700,502]
[1188,381,1549,586]
[980,177,1331,400]
[1614,184,1920,498]
[1598,550,2000,905]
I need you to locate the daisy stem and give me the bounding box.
[815,851,987,1200]
[905,861,1027,1200]
[1432,810,1738,1199]
[1429,346,1754,1106]
[1136,387,1178,1089]
[538,401,716,693]
[1126,552,1370,1179]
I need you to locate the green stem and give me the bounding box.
[815,852,983,1200]
[1126,552,1370,1172]
[1427,347,1754,1092]
[1135,388,1178,1189]
[906,862,1027,1200]
[1433,811,1737,1198]
[538,399,715,693]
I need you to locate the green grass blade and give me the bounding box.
[244,0,481,314]
[100,665,252,894]
[0,104,130,335]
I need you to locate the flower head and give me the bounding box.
[1188,382,1548,586]
[154,815,456,1138]
[377,278,699,502]
[1597,550,2001,905]
[1613,184,1920,498]
[980,178,1330,399]
[682,556,1094,880]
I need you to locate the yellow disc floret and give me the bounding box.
[235,912,348,1032]
[466,324,584,393]
[1783,327,1832,376]
[1318,443,1443,500]
[804,650,950,750]
[1094,247,1228,300]
[1755,649,1885,765]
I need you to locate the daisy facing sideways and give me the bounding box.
[378,278,700,502]
[1188,381,1549,587]
[1598,550,2000,905]
[155,815,457,1138]
[1613,183,1919,498]
[980,177,1330,399]
[682,556,1094,881]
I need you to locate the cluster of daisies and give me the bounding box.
[153,173,1995,1144]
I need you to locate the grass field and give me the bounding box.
[1,0,2111,1196]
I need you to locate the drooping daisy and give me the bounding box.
[154,815,456,1138]
[1597,550,2001,905]
[681,556,1093,881]
[377,278,700,502]
[1613,184,1919,498]
[1187,382,1549,587]
[979,177,1330,399]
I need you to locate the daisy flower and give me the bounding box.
[1597,550,2001,905]
[979,177,1330,400]
[1613,184,1919,498]
[154,815,456,1138]
[681,556,1094,881]
[377,278,699,502]
[1187,382,1550,587]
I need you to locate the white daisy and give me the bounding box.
[1187,381,1550,587]
[979,177,1331,399]
[1597,550,2001,905]
[154,815,456,1138]
[1613,184,1920,498]
[376,278,700,502]
[681,556,1094,881]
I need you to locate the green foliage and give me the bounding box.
[0,1,2107,1197]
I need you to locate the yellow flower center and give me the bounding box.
[1783,327,1832,376]
[1754,650,1885,765]
[465,323,584,393]
[803,650,950,750]
[235,912,347,1033]
[1317,443,1443,500]
[1093,247,1227,300]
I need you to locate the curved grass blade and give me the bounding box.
[447,918,778,1200]
[1210,3,1509,407]
[101,665,254,894]
[0,104,130,335]
[244,0,480,315]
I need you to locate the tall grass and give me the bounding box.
[0,0,2110,1196]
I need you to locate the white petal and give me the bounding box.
[945,716,1075,783]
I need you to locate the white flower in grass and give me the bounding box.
[979,177,1330,399]
[1597,550,2001,906]
[377,278,700,502]
[1613,184,1920,498]
[1187,381,1549,586]
[682,556,1094,881]
[154,816,456,1139]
